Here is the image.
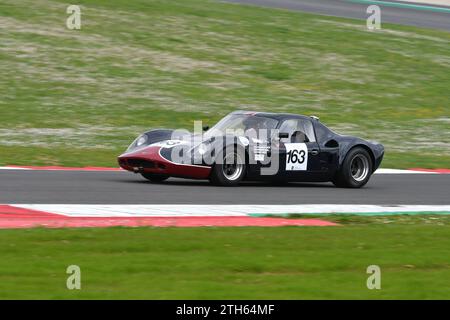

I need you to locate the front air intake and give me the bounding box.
[126,159,156,169]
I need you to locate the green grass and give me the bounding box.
[277,213,450,225]
[0,216,449,299]
[0,0,449,168]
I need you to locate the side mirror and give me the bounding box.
[202,125,209,132]
[278,132,289,139]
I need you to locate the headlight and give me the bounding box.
[136,134,147,147]
[127,134,148,151]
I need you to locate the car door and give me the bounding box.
[276,118,323,181]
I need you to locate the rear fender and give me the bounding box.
[338,138,383,173]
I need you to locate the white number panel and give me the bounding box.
[285,143,308,171]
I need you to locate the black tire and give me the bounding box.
[209,146,246,186]
[333,147,373,188]
[141,173,169,183]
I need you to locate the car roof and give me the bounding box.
[230,110,316,121]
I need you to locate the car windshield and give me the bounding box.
[206,114,278,138]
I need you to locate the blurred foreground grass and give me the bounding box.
[0,216,449,299]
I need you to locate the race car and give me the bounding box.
[118,111,384,188]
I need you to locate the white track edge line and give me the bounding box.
[8,204,450,217]
[0,167,445,174]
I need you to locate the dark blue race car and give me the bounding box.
[119,111,384,188]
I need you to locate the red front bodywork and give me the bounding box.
[118,146,211,179]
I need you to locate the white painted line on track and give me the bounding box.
[374,168,437,174]
[0,166,446,174]
[10,204,450,217]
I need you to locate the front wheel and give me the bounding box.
[141,173,169,183]
[210,147,246,186]
[333,147,373,188]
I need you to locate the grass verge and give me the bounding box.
[0,215,449,299]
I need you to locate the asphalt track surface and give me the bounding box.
[0,170,448,205]
[223,0,450,31]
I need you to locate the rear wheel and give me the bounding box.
[333,147,372,188]
[210,147,246,186]
[141,173,169,183]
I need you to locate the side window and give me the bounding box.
[299,119,316,142]
[278,119,298,143]
[313,122,329,144]
[279,119,316,143]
